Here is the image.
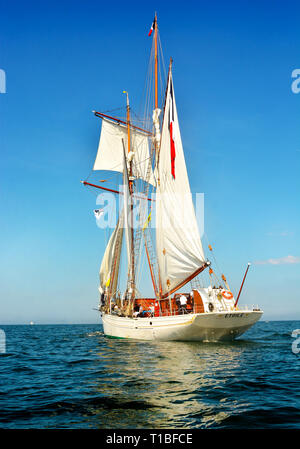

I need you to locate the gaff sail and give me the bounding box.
[93,118,155,186]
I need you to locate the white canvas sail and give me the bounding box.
[93,118,155,186]
[99,213,124,295]
[156,70,206,296]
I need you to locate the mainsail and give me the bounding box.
[156,68,206,297]
[93,118,155,186]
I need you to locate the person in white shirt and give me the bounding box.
[179,294,187,313]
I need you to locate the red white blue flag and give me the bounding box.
[148,18,155,36]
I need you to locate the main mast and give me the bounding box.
[152,13,163,299]
[154,13,158,110]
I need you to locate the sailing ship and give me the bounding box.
[82,15,263,341]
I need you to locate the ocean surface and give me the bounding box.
[0,321,300,429]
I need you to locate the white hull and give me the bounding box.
[102,310,263,342]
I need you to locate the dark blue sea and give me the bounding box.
[0,321,300,429]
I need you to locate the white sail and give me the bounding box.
[99,213,124,294]
[156,70,206,296]
[93,118,155,186]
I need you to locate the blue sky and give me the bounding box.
[0,0,299,323]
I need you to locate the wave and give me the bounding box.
[0,395,159,424]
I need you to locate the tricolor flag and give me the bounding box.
[148,18,156,36]
[169,79,176,179]
[94,209,104,220]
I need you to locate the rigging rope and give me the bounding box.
[203,232,227,289]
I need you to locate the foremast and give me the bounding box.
[123,91,136,302]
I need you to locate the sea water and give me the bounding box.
[0,321,299,429]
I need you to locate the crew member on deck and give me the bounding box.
[150,304,154,317]
[179,294,187,313]
[138,305,144,317]
[100,291,105,306]
[186,298,193,313]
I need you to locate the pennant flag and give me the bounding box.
[94,209,104,219]
[169,79,176,179]
[142,212,152,231]
[105,277,111,287]
[148,18,155,36]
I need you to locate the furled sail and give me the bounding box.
[123,147,134,291]
[156,69,206,296]
[99,213,124,295]
[93,118,155,186]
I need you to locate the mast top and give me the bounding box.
[123,90,130,108]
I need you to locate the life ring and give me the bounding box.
[208,302,214,312]
[222,290,233,300]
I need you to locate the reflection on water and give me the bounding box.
[85,333,261,428]
[1,322,300,429]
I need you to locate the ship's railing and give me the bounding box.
[109,303,262,318]
[136,303,261,317]
[236,304,249,311]
[236,304,261,311]
[135,305,206,317]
